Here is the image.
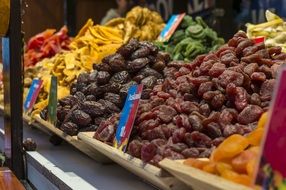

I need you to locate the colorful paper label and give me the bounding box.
[114,84,143,152]
[255,65,286,189]
[23,79,43,113]
[48,76,58,126]
[158,13,186,42]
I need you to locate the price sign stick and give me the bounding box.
[48,76,58,126]
[114,84,143,152]
[23,79,43,114]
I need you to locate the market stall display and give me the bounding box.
[105,6,165,43]
[40,39,171,136]
[156,15,224,61]
[0,27,72,107]
[247,10,286,52]
[5,4,286,190]
[30,20,124,115]
[93,31,285,167]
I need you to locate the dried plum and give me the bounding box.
[141,76,157,89]
[109,71,130,84]
[23,138,37,151]
[77,72,89,84]
[104,93,122,107]
[117,38,140,57]
[238,105,263,125]
[138,67,163,78]
[60,122,79,136]
[98,99,120,113]
[130,46,151,60]
[139,41,159,54]
[71,110,92,127]
[107,53,126,73]
[81,101,105,117]
[88,70,98,83]
[127,58,150,73]
[119,81,138,99]
[96,71,111,85]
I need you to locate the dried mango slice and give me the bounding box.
[33,99,48,111]
[64,53,76,69]
[74,19,94,40]
[63,69,77,76]
[65,74,76,83]
[58,86,69,99]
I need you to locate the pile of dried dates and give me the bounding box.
[40,39,170,136]
[95,31,285,166]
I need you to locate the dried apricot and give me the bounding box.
[231,149,257,174]
[246,159,257,178]
[211,134,249,162]
[257,112,267,128]
[221,169,252,186]
[202,162,217,174]
[246,128,264,146]
[216,162,233,175]
[184,158,210,170]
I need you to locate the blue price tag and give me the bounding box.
[24,79,43,112]
[114,84,143,152]
[158,13,185,42]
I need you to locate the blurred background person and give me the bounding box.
[101,0,132,25]
[234,0,251,30]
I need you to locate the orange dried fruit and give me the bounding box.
[246,159,257,178]
[246,127,264,146]
[248,146,260,154]
[184,158,210,170]
[202,162,217,174]
[221,169,252,186]
[211,134,250,162]
[231,149,257,174]
[216,162,233,175]
[257,112,267,128]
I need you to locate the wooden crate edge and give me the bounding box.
[159,159,253,190]
[31,115,111,163]
[78,132,190,190]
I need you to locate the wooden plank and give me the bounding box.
[0,167,25,190]
[159,159,253,190]
[78,132,189,190]
[22,114,111,164]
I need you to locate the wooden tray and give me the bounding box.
[24,115,111,164]
[78,132,190,190]
[159,159,253,190]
